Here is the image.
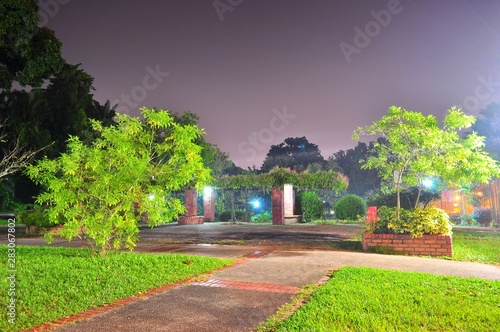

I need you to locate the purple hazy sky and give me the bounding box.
[44,0,500,169]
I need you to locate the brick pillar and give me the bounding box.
[284,184,294,217]
[272,186,285,225]
[203,187,215,222]
[184,189,197,216]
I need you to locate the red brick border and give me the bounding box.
[362,233,452,257]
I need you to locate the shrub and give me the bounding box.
[460,213,478,226]
[335,194,366,221]
[219,210,246,221]
[17,205,53,229]
[251,210,272,223]
[300,191,323,222]
[473,208,492,227]
[365,206,452,238]
[366,187,440,209]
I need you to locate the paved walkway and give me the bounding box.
[3,224,499,331]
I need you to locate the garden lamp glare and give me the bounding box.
[422,178,434,189]
[204,186,213,197]
[251,199,261,209]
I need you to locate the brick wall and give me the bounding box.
[184,189,197,217]
[272,186,285,225]
[203,193,215,222]
[362,233,452,257]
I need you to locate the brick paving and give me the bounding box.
[192,278,300,294]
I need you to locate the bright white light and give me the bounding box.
[204,186,213,196]
[252,200,261,209]
[148,194,155,201]
[422,178,434,189]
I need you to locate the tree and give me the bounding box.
[353,106,500,219]
[330,141,382,197]
[470,102,500,160]
[0,0,65,89]
[26,108,211,255]
[0,120,45,180]
[169,110,241,176]
[261,136,325,173]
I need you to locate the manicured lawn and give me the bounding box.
[260,267,500,332]
[452,230,500,264]
[0,246,233,331]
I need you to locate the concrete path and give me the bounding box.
[6,237,499,332]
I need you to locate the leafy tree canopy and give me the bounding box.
[353,106,500,217]
[330,141,382,197]
[26,108,211,255]
[0,0,65,89]
[215,167,349,192]
[261,136,325,173]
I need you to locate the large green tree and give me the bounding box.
[353,106,500,219]
[261,136,325,173]
[26,108,211,255]
[0,0,64,89]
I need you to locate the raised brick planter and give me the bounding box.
[362,233,452,257]
[178,216,205,225]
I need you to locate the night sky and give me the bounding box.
[44,0,500,169]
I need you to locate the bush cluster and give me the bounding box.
[17,205,53,229]
[251,210,272,223]
[365,206,452,238]
[335,194,366,220]
[300,191,323,222]
[473,208,492,227]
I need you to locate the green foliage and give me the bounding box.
[330,141,381,196]
[366,187,441,210]
[0,246,232,331]
[17,205,52,228]
[261,136,325,173]
[473,208,493,226]
[354,106,500,218]
[449,213,478,226]
[335,194,366,220]
[0,0,65,89]
[366,206,452,238]
[251,210,272,223]
[26,108,211,255]
[300,191,323,222]
[215,167,349,192]
[219,210,246,221]
[264,267,500,332]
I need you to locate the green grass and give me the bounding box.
[0,246,233,331]
[260,267,500,332]
[452,230,500,264]
[311,218,364,225]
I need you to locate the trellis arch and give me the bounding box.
[179,167,349,225]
